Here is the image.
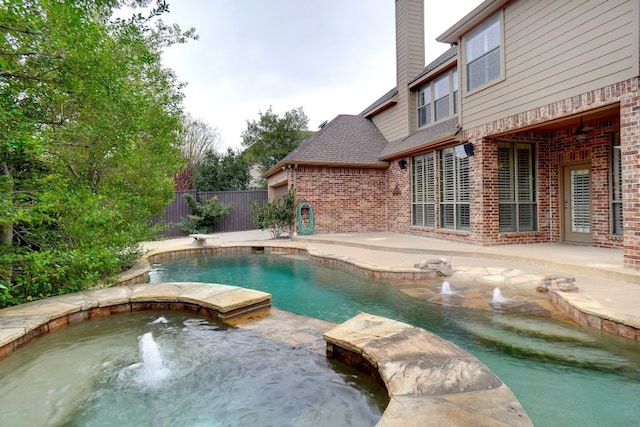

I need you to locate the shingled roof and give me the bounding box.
[409,45,457,86]
[379,116,460,159]
[264,115,389,177]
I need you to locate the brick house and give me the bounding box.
[264,0,640,270]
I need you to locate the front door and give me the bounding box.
[562,163,592,244]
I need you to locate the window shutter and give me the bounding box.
[571,169,591,233]
[412,153,435,227]
[498,142,537,232]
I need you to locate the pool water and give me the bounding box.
[150,253,640,427]
[0,311,386,426]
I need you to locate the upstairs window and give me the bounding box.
[466,13,501,91]
[418,86,431,127]
[416,69,458,128]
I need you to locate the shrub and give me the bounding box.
[180,194,232,234]
[251,190,295,239]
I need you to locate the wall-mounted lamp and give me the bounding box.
[454,142,474,158]
[575,117,593,136]
[398,159,407,169]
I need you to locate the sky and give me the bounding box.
[158,0,483,150]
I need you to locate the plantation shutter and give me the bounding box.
[440,148,455,229]
[611,133,623,235]
[571,169,590,233]
[498,144,515,231]
[413,157,425,225]
[440,148,469,230]
[498,142,536,232]
[516,145,535,231]
[412,153,435,227]
[425,153,435,227]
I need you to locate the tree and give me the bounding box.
[175,116,223,190]
[241,106,312,173]
[0,0,196,307]
[193,148,251,191]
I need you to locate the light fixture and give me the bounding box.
[398,159,407,169]
[575,117,593,136]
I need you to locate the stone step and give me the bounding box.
[489,315,597,344]
[458,321,634,372]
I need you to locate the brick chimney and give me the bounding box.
[395,0,425,137]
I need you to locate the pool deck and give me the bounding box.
[144,230,640,340]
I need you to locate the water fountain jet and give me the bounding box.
[137,332,170,385]
[440,281,457,295]
[492,288,511,304]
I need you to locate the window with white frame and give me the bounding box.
[611,132,623,235]
[417,86,431,127]
[498,142,537,232]
[466,13,501,91]
[417,69,458,128]
[440,147,469,230]
[412,153,435,227]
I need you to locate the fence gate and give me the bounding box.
[156,190,268,237]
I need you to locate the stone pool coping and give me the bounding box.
[324,312,532,426]
[0,281,532,426]
[0,282,271,359]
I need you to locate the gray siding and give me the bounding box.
[462,0,639,129]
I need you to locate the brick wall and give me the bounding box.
[385,159,411,232]
[620,89,640,268]
[294,166,387,233]
[384,80,636,254]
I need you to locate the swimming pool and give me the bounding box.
[149,252,640,427]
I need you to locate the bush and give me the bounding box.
[251,191,295,239]
[180,194,232,234]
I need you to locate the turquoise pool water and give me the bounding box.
[0,311,386,426]
[150,252,640,427]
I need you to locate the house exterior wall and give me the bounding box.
[267,169,290,200]
[469,117,621,248]
[371,105,405,142]
[385,159,412,232]
[294,166,387,233]
[620,90,640,268]
[461,0,639,130]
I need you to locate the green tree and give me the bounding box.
[193,148,250,191]
[0,0,195,307]
[241,106,312,173]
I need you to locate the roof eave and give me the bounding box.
[266,160,390,177]
[436,0,511,44]
[263,160,291,178]
[362,94,399,118]
[380,134,459,160]
[409,57,457,89]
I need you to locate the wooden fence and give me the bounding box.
[156,190,268,237]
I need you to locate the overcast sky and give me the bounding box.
[159,0,482,150]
